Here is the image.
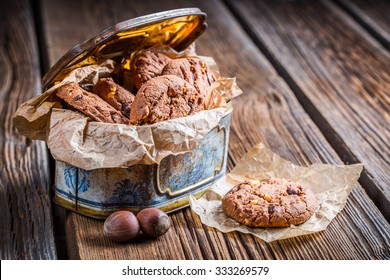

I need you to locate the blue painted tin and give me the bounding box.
[54,109,231,218]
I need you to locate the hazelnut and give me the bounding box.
[103,211,140,242]
[136,208,171,238]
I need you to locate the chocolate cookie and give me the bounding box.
[129,75,204,125]
[222,178,316,227]
[161,57,216,98]
[92,77,135,118]
[56,82,128,124]
[133,51,171,89]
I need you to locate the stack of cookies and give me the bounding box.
[55,50,217,126]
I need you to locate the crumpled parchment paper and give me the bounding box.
[189,142,363,242]
[13,46,241,170]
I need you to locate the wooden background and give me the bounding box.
[0,0,389,259]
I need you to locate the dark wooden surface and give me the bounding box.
[1,0,389,259]
[0,0,56,259]
[336,0,390,49]
[227,0,390,220]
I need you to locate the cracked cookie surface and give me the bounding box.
[161,57,216,99]
[222,178,316,227]
[92,77,135,118]
[56,82,128,124]
[129,75,204,125]
[133,51,171,89]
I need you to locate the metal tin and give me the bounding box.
[54,109,231,218]
[49,8,232,218]
[42,8,207,90]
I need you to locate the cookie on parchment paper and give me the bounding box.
[222,178,316,227]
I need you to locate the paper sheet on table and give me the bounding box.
[13,45,242,170]
[189,143,363,242]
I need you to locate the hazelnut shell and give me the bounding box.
[136,208,171,238]
[104,211,140,242]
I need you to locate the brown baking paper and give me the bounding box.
[13,46,242,170]
[189,142,363,242]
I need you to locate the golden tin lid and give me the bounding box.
[42,8,207,90]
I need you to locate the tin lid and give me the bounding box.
[42,8,207,90]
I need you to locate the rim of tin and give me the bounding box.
[53,185,210,219]
[42,8,207,90]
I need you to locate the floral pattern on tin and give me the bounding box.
[109,179,147,205]
[63,165,91,193]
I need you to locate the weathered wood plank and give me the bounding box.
[227,0,390,220]
[0,0,56,259]
[40,0,390,259]
[335,0,390,49]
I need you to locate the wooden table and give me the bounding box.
[1,0,389,260]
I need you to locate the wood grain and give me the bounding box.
[227,0,390,220]
[335,0,390,49]
[40,0,390,259]
[0,0,56,259]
